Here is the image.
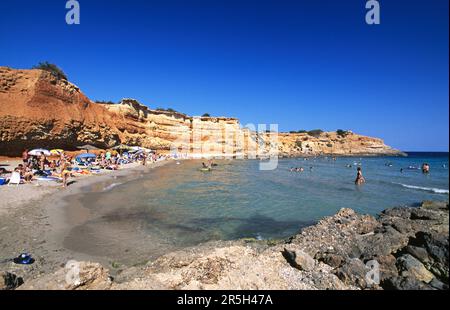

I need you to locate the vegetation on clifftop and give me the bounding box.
[32,62,67,80]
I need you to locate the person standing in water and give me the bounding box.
[355,167,365,185]
[422,163,430,174]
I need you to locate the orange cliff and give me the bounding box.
[0,66,404,157]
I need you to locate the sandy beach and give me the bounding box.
[0,157,172,282]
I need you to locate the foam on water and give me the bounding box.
[395,183,449,195]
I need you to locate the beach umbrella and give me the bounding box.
[112,144,131,150]
[77,144,101,151]
[129,146,147,153]
[75,153,97,159]
[28,148,51,156]
[50,149,64,155]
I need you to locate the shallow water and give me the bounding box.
[63,152,449,265]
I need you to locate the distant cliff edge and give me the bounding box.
[0,67,405,157]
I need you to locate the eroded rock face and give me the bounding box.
[12,201,448,290]
[1,67,403,157]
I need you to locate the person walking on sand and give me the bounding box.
[355,167,365,185]
[59,159,70,188]
[142,153,147,166]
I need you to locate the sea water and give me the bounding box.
[63,152,449,264]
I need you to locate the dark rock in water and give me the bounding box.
[335,258,369,289]
[396,254,434,283]
[382,276,433,290]
[0,271,24,290]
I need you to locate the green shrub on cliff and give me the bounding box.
[32,61,67,80]
[156,107,178,113]
[336,129,349,137]
[95,100,116,105]
[307,129,323,138]
[202,113,211,117]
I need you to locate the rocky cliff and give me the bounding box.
[0,67,403,157]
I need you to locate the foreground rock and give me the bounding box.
[12,201,449,290]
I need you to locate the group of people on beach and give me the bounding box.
[0,148,170,188]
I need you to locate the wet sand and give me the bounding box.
[0,159,171,281]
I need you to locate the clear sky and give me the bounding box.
[0,0,448,151]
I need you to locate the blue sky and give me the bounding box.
[0,0,448,151]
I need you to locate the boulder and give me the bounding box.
[335,258,368,289]
[315,252,345,268]
[396,254,434,283]
[382,276,433,290]
[18,261,112,290]
[282,248,316,271]
[372,254,398,282]
[405,245,431,265]
[360,225,409,259]
[414,232,449,281]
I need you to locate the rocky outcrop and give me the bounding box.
[1,66,403,157]
[12,201,448,290]
[18,262,112,290]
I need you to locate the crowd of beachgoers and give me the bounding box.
[0,146,181,188]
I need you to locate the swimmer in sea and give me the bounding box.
[422,163,430,174]
[355,167,365,185]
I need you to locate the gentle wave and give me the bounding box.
[395,183,449,194]
[103,182,122,191]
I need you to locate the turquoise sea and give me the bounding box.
[65,152,449,263]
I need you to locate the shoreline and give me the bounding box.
[1,156,448,290]
[0,159,173,282]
